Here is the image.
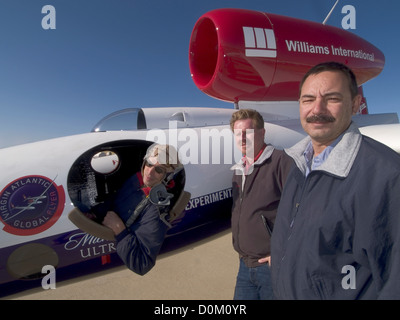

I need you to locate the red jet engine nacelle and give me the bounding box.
[189,8,385,102]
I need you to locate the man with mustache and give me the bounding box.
[230,109,292,299]
[271,62,400,299]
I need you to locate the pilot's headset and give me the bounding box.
[141,143,183,186]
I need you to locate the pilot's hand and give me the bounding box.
[102,211,126,236]
[258,256,271,265]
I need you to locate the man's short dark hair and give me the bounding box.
[299,62,359,99]
[230,109,264,131]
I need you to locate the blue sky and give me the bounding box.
[0,0,398,148]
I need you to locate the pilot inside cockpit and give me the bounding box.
[82,143,183,275]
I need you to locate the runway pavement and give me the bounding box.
[4,227,238,300]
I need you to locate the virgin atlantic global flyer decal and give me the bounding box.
[0,175,65,236]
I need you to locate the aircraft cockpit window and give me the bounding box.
[91,108,147,132]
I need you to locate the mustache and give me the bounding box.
[306,114,336,123]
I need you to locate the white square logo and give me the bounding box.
[243,27,277,58]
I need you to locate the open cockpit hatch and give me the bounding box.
[67,140,188,240]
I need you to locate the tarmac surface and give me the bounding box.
[4,226,238,300]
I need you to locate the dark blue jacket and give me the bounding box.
[271,123,400,299]
[92,173,169,275]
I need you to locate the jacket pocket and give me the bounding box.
[261,214,273,237]
[310,274,330,300]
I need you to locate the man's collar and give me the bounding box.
[286,122,362,178]
[231,144,275,175]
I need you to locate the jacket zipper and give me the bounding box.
[236,171,246,253]
[275,173,310,297]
